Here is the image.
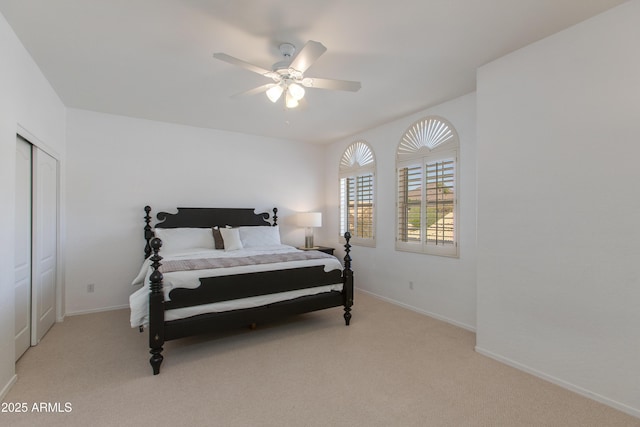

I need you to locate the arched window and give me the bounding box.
[339,141,376,247]
[396,116,459,257]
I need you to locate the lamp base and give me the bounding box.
[304,227,314,249]
[304,235,314,249]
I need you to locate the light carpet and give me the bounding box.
[2,291,638,427]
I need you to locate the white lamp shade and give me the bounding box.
[287,83,305,101]
[285,91,299,108]
[266,85,284,103]
[297,212,322,227]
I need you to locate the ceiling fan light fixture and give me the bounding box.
[287,83,305,101]
[214,40,361,109]
[266,84,284,103]
[285,91,299,109]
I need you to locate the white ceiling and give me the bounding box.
[0,0,627,144]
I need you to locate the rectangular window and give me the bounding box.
[397,155,457,256]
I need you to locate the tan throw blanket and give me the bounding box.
[159,251,337,274]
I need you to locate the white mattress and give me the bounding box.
[130,245,343,328]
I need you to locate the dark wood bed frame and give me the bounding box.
[142,206,354,375]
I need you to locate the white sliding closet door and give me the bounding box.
[31,146,57,345]
[14,137,32,360]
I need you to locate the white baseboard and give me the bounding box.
[65,304,129,317]
[475,346,640,419]
[356,287,476,332]
[0,374,17,401]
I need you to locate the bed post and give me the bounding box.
[272,207,278,226]
[342,232,354,325]
[148,237,165,375]
[144,206,153,259]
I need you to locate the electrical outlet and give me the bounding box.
[87,283,95,293]
[409,281,414,290]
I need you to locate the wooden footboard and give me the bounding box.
[164,291,344,341]
[164,266,343,310]
[147,235,354,375]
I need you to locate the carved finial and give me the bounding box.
[144,206,153,259]
[272,207,278,226]
[150,237,162,252]
[149,237,163,294]
[343,232,352,270]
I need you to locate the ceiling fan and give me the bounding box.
[213,40,361,109]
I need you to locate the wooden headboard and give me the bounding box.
[143,206,278,258]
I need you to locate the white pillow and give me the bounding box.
[238,226,281,248]
[220,227,243,251]
[153,227,215,255]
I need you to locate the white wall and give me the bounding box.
[5,1,637,417]
[476,1,640,416]
[65,109,326,314]
[323,93,477,330]
[0,12,66,399]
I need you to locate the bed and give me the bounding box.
[131,206,354,375]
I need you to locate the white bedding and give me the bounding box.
[129,244,343,328]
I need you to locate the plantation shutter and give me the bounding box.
[339,177,351,236]
[425,158,455,246]
[356,173,374,238]
[397,165,422,242]
[347,177,356,235]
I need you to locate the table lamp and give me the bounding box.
[297,212,322,248]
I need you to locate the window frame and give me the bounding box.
[339,141,376,247]
[395,116,459,257]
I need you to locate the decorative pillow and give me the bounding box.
[238,226,281,248]
[153,227,215,255]
[212,227,224,249]
[219,227,243,251]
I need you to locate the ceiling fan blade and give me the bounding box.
[289,41,327,73]
[213,53,275,77]
[301,77,361,92]
[231,83,275,98]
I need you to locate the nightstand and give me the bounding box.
[297,246,335,255]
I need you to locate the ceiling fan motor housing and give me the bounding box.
[279,43,296,58]
[271,43,300,82]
